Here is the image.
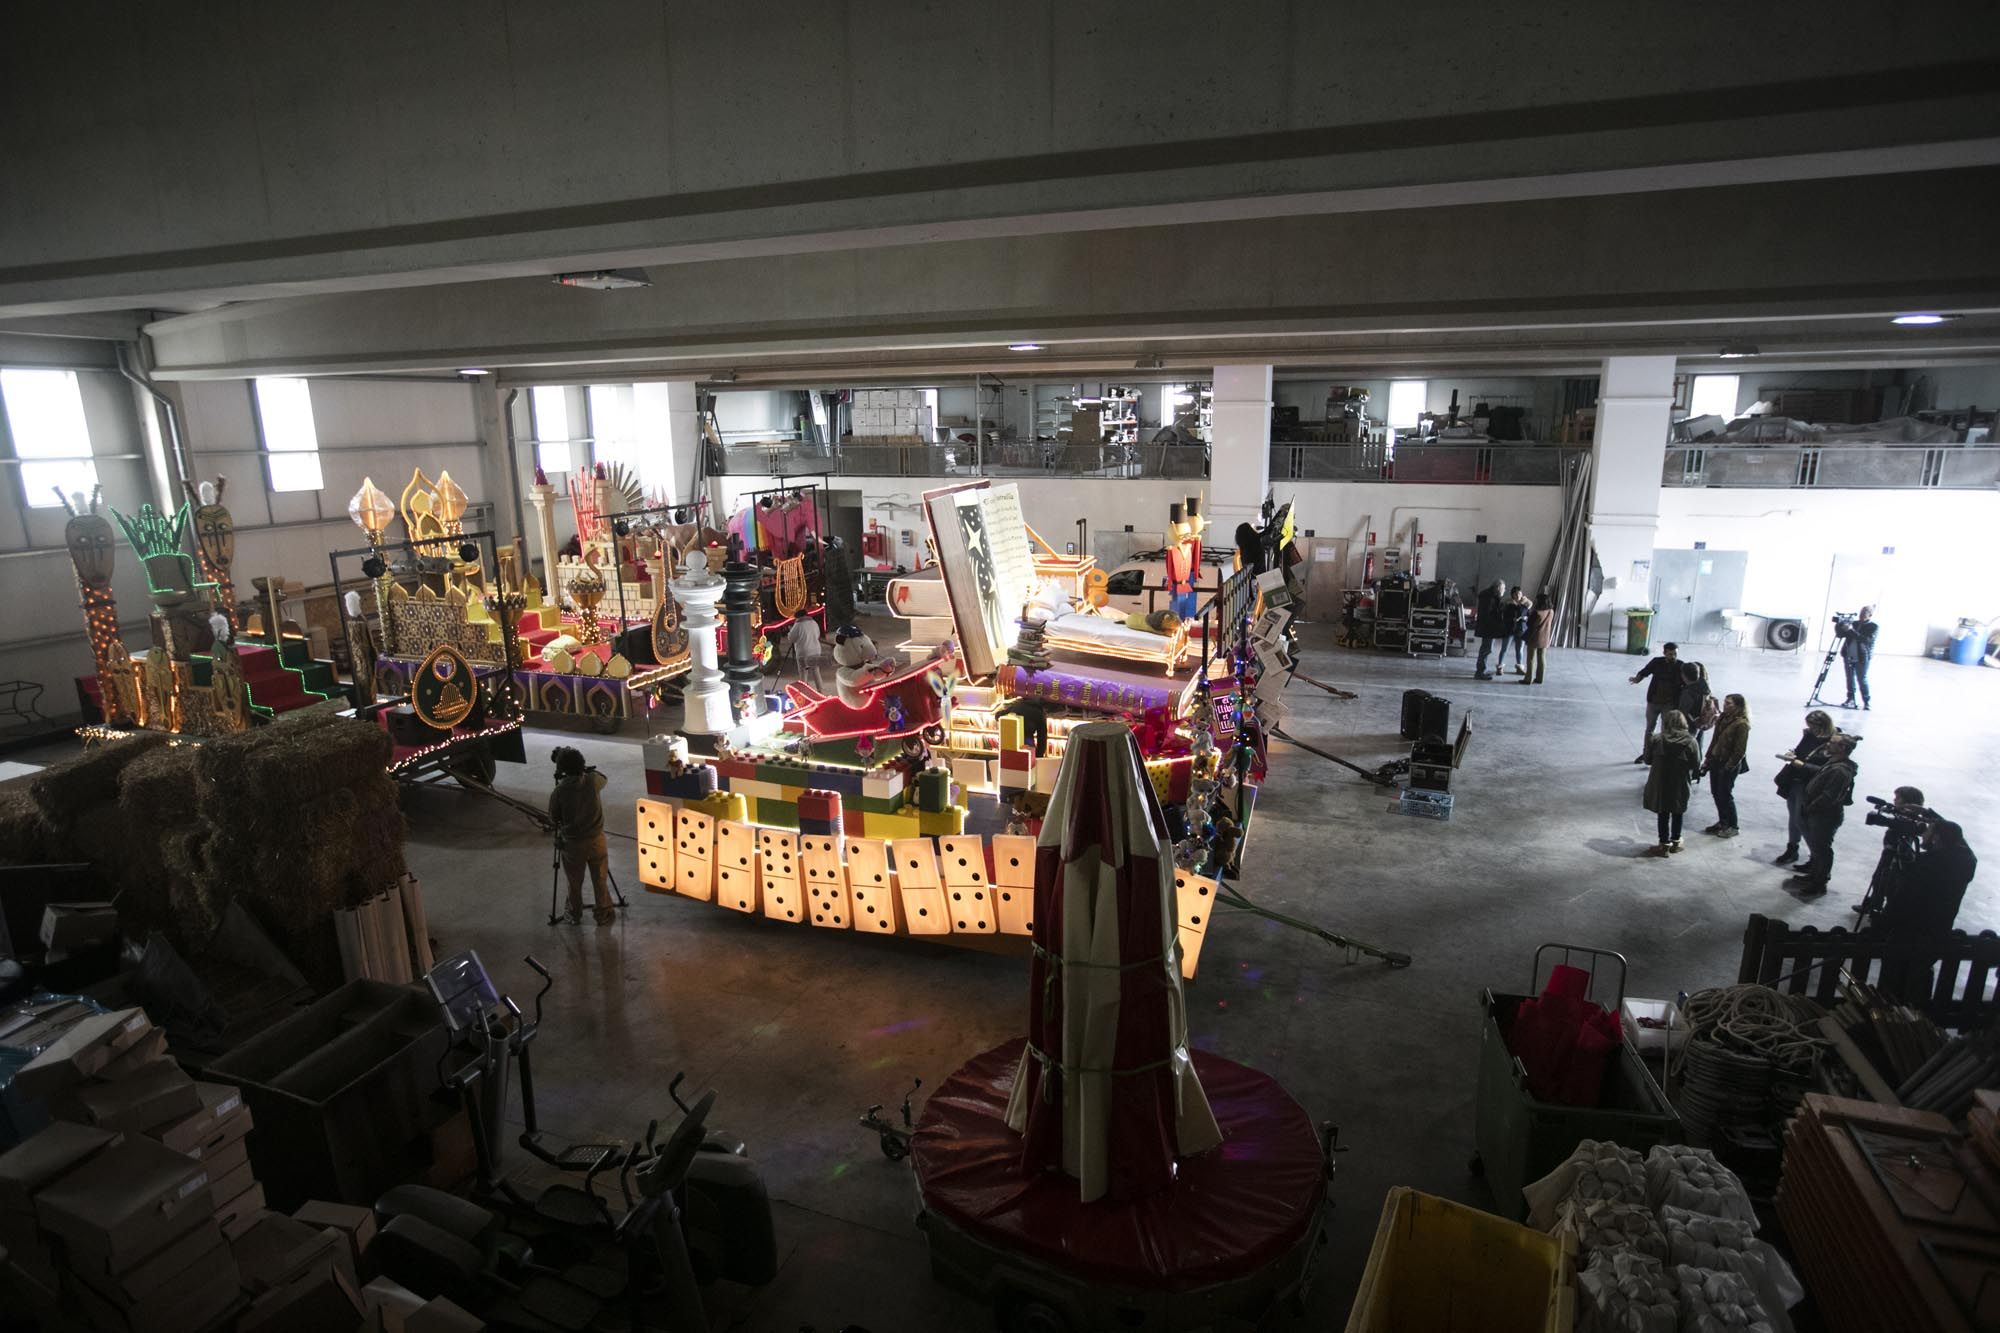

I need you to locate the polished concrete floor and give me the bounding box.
[383,629,1998,1330]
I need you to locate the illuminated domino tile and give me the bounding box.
[675,854,714,901]
[844,838,902,934]
[1173,868,1217,980]
[676,808,716,863]
[635,800,675,850]
[889,839,948,935]
[716,864,761,914]
[990,834,1036,935]
[637,840,675,894]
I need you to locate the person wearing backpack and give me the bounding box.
[1701,693,1751,838]
[1643,710,1702,856]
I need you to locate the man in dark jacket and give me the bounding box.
[1836,606,1879,710]
[1792,734,1857,896]
[1878,821,1978,1000]
[1627,641,1680,763]
[1473,580,1509,680]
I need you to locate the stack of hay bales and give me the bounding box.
[0,715,405,990]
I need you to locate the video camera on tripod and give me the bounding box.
[1856,795,1942,921]
[1864,794,1939,840]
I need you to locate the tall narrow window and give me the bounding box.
[631,382,677,494]
[1,368,98,507]
[587,384,634,472]
[253,377,324,492]
[1688,374,1740,421]
[1387,380,1428,430]
[532,385,573,474]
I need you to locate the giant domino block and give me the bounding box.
[990,834,1036,935]
[635,800,676,850]
[844,838,902,934]
[637,839,675,894]
[889,839,949,935]
[1172,867,1218,980]
[937,836,995,934]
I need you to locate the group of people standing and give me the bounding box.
[1473,582,1555,684]
[1629,641,1749,855]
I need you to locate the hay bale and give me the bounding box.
[0,785,54,864]
[28,733,169,823]
[195,714,390,813]
[117,745,201,827]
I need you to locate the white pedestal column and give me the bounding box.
[525,482,559,595]
[1208,364,1273,535]
[671,553,734,735]
[1589,356,1676,645]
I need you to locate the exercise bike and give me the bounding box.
[373,951,777,1328]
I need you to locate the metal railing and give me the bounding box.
[1664,445,2000,489]
[712,440,1210,480]
[1269,443,1587,485]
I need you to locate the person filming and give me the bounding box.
[549,746,617,926]
[1834,606,1878,711]
[1877,821,1979,1000]
[1856,785,1928,918]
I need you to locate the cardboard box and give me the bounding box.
[69,1059,201,1134]
[293,1198,378,1267]
[34,1136,211,1267]
[239,1254,364,1333]
[205,1155,256,1210]
[150,1082,246,1155]
[91,1026,171,1082]
[70,1218,226,1304]
[12,1008,152,1099]
[160,1101,251,1163]
[70,1241,242,1333]
[232,1211,352,1293]
[0,997,95,1053]
[407,1295,484,1332]
[0,1121,122,1213]
[217,1183,266,1238]
[40,901,119,952]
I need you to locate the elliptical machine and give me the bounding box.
[373,951,778,1328]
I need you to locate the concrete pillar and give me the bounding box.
[1208,365,1272,536]
[1589,355,1676,643]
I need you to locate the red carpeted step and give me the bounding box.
[234,645,313,712]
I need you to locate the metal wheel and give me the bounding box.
[878,1134,909,1162]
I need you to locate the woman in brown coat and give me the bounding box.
[1701,693,1751,838]
[1520,592,1555,685]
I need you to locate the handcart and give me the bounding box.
[1471,944,1682,1219]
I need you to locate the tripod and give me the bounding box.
[547,839,630,926]
[1805,639,1841,707]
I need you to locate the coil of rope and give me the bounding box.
[1670,984,1830,1144]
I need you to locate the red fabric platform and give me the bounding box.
[911,1038,1324,1291]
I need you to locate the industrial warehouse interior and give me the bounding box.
[2,7,1999,1332]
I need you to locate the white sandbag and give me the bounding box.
[1524,1139,1649,1229]
[1645,1145,1757,1226]
[1674,1264,1773,1332]
[1577,1251,1677,1333]
[1556,1198,1668,1263]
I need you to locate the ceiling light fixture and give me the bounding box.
[707,370,739,383]
[458,368,492,377]
[552,268,652,290]
[1134,355,1165,370]
[1007,342,1044,352]
[1718,341,1760,359]
[1891,312,1954,325]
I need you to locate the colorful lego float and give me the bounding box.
[630,480,1310,978]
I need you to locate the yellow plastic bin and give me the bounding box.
[1345,1187,1574,1333]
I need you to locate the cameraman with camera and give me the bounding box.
[1877,820,1980,1000]
[1834,606,1878,710]
[1856,786,1929,919]
[549,746,616,926]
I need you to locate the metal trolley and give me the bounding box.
[1471,944,1683,1219]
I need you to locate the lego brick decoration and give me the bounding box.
[997,714,1024,751]
[844,838,902,934]
[914,767,953,813]
[796,788,843,832]
[635,800,676,850]
[950,756,992,794]
[638,841,675,894]
[687,790,749,824]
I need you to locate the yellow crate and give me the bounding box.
[916,806,965,837]
[1344,1187,1573,1333]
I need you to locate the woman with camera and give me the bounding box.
[1701,694,1751,838]
[1643,710,1702,856]
[1773,709,1836,866]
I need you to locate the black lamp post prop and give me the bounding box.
[720,558,762,720]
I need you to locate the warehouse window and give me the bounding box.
[253,377,324,492]
[1,368,98,508]
[587,384,633,472]
[1688,374,1740,421]
[531,385,573,474]
[1387,380,1427,430]
[630,382,678,494]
